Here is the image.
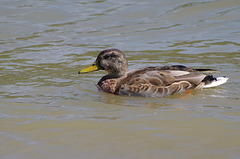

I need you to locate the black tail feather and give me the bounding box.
[202,75,217,85]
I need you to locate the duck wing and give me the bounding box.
[153,65,218,74]
[118,69,207,97]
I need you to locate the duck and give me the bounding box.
[78,49,228,97]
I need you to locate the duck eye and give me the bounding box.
[103,55,110,59]
[111,53,117,58]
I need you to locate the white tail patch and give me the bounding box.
[203,77,229,88]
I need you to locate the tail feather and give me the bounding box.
[195,68,219,74]
[170,65,218,74]
[203,76,229,88]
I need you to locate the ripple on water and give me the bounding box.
[0,0,240,159]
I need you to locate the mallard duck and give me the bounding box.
[78,49,228,97]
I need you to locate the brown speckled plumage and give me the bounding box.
[79,49,223,98]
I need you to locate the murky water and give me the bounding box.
[1,0,240,158]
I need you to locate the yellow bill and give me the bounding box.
[78,61,99,74]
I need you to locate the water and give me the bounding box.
[0,0,240,158]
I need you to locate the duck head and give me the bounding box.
[79,49,128,77]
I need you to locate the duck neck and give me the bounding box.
[111,71,127,78]
[97,71,127,87]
